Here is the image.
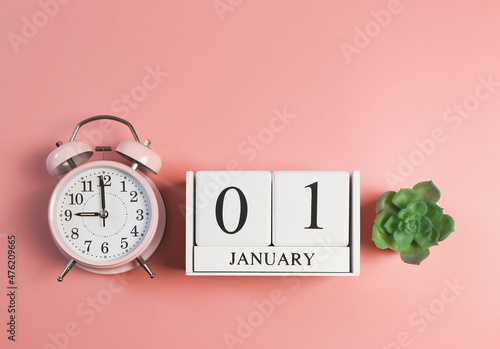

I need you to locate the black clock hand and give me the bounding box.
[75,212,100,217]
[99,175,107,227]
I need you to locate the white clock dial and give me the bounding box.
[52,165,152,262]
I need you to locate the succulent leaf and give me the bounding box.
[400,243,430,265]
[393,230,413,250]
[413,227,432,243]
[398,208,414,220]
[415,227,439,248]
[390,239,404,253]
[372,226,392,249]
[407,200,428,216]
[425,202,444,225]
[384,216,400,233]
[413,180,440,203]
[420,216,433,234]
[374,210,397,233]
[376,191,398,214]
[392,188,419,209]
[438,214,455,241]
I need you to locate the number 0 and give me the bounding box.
[215,186,248,234]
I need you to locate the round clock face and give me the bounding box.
[50,163,154,264]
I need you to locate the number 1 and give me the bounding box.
[305,182,323,230]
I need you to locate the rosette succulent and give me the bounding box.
[372,181,455,265]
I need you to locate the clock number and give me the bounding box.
[98,175,111,187]
[120,181,127,192]
[71,228,79,239]
[136,209,144,221]
[101,242,109,254]
[215,186,248,235]
[304,182,323,230]
[130,225,139,237]
[64,210,72,221]
[81,180,93,192]
[130,191,138,202]
[69,193,83,205]
[84,240,92,252]
[120,237,128,249]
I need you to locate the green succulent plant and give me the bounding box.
[372,180,455,265]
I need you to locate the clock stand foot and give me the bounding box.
[57,259,76,282]
[136,256,156,278]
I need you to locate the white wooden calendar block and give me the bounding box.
[273,171,350,247]
[185,170,360,276]
[195,171,272,246]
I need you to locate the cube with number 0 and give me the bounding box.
[195,171,272,246]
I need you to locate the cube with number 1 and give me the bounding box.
[272,171,350,246]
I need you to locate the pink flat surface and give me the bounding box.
[1,1,499,348]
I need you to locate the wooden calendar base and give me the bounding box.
[185,171,360,276]
[193,246,350,273]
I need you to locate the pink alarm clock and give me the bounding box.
[46,116,166,281]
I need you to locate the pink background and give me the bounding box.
[1,1,499,348]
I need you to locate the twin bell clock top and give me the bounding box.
[46,116,360,281]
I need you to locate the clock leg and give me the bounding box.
[136,256,156,278]
[57,259,76,282]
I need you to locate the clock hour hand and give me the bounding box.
[99,175,107,227]
[75,212,100,217]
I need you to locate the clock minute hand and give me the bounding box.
[99,175,106,210]
[99,175,107,227]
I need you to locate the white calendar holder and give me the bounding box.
[185,171,360,276]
